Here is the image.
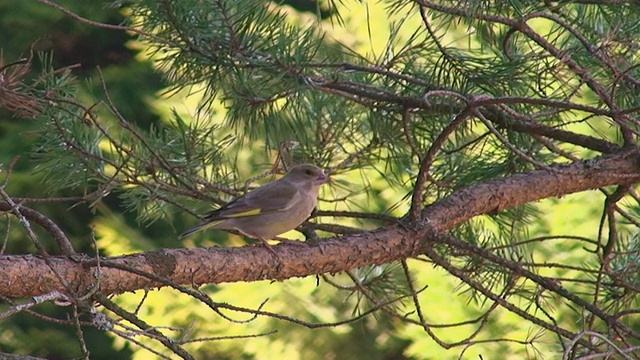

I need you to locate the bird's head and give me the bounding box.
[285,164,329,187]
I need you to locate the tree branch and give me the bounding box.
[1,151,639,298]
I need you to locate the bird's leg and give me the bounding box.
[273,236,307,246]
[258,238,279,257]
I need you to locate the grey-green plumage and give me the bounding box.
[180,164,328,243]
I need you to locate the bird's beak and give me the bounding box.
[315,173,329,185]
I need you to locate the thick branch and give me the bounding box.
[1,151,639,298]
[424,151,640,231]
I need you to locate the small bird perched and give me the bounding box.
[180,164,329,252]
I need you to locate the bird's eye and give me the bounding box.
[305,169,314,175]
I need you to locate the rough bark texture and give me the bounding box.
[2,151,639,298]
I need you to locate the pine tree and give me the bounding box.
[2,0,640,358]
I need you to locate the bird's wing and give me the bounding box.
[203,180,301,220]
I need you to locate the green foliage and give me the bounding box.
[31,56,104,192]
[3,0,640,358]
[0,0,165,357]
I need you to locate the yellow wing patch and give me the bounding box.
[227,208,262,218]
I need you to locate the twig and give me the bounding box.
[410,101,472,220]
[563,330,634,360]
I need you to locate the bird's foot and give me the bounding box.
[274,237,307,246]
[259,238,280,257]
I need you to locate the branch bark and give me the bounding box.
[2,151,639,298]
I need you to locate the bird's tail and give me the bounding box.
[179,226,202,239]
[179,220,222,239]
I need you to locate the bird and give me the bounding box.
[180,164,329,253]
